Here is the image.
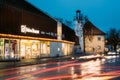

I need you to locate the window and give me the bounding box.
[4,39,18,60]
[0,38,4,60]
[97,46,101,50]
[98,37,101,41]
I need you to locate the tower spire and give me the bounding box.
[76,10,81,20]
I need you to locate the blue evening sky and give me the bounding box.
[27,0,120,33]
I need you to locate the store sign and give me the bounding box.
[21,25,39,34]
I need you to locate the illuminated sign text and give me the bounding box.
[21,25,39,34]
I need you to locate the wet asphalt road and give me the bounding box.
[0,55,120,80]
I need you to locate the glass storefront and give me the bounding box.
[0,38,4,60]
[4,39,19,60]
[20,40,50,59]
[62,43,73,56]
[0,38,73,61]
[20,40,40,59]
[40,41,50,57]
[62,43,67,55]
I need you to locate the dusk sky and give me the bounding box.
[27,0,120,33]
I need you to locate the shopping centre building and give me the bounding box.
[0,0,77,60]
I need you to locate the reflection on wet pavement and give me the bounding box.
[1,55,120,80]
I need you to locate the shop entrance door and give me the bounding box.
[25,45,31,59]
[20,40,32,59]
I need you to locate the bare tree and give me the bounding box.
[106,28,120,51]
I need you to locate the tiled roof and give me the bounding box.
[84,21,105,35]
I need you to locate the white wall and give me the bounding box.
[50,42,62,57]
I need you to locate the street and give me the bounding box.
[0,55,120,80]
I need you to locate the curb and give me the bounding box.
[0,56,72,69]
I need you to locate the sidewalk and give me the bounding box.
[0,55,72,70]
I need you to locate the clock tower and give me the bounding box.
[74,10,84,52]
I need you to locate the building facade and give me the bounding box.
[74,10,105,53]
[84,21,105,53]
[0,0,76,61]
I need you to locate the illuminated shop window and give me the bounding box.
[31,40,40,58]
[4,39,18,60]
[40,41,50,57]
[62,43,68,56]
[62,43,74,55]
[0,38,4,60]
[20,43,25,58]
[20,40,40,59]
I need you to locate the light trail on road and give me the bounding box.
[5,60,120,80]
[1,55,120,80]
[0,60,77,76]
[36,69,120,80]
[4,60,78,80]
